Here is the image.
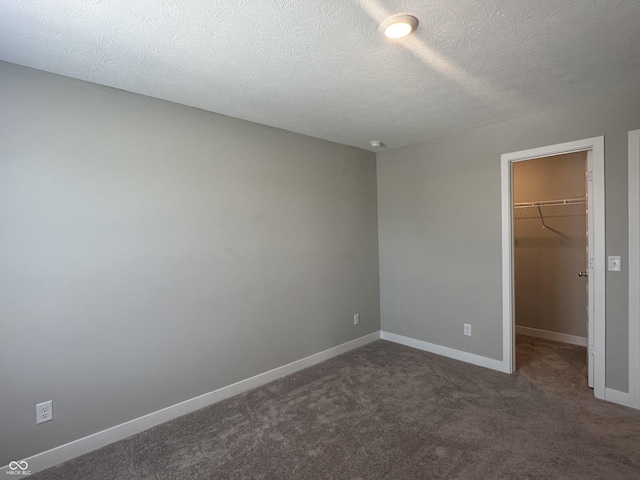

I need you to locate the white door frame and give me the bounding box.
[500,136,605,400]
[629,129,640,409]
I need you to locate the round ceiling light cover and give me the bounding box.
[380,14,419,39]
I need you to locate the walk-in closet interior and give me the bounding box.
[513,152,589,383]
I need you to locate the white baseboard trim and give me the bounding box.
[515,326,588,347]
[5,331,381,475]
[605,388,640,410]
[380,331,507,373]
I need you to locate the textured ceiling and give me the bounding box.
[1,0,639,151]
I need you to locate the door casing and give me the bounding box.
[628,129,640,409]
[500,137,605,400]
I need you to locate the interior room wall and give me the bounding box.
[0,61,380,466]
[377,87,640,393]
[513,153,588,338]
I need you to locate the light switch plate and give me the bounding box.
[608,256,621,272]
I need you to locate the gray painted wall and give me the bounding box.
[0,62,380,466]
[378,88,640,392]
[513,153,588,337]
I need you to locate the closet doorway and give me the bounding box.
[501,137,605,400]
[512,153,590,385]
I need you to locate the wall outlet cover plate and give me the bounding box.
[36,400,53,424]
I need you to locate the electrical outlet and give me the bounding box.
[36,400,53,424]
[353,314,360,325]
[464,324,472,336]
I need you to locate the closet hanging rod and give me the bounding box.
[513,197,586,209]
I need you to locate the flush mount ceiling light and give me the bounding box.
[369,140,384,148]
[380,14,419,39]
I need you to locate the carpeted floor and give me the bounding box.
[31,336,640,479]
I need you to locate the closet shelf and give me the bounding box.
[513,197,586,209]
[514,197,587,219]
[513,197,586,238]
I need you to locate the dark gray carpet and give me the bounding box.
[32,337,640,479]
